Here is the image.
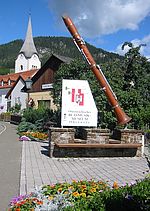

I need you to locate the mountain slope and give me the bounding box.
[0,36,122,74]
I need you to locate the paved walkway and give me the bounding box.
[20,140,150,195]
[0,122,22,211]
[0,121,149,210]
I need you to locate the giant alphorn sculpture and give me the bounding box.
[62,15,131,125]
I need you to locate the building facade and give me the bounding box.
[26,54,71,110]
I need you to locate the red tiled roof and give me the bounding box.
[0,85,13,89]
[5,76,24,98]
[0,69,38,89]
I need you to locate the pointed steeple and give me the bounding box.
[15,15,41,73]
[19,16,38,58]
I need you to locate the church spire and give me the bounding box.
[19,15,38,58]
[15,15,41,73]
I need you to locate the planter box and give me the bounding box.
[0,113,4,121]
[0,113,11,122]
[10,115,22,125]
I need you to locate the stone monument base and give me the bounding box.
[48,128,143,157]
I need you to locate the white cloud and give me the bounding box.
[48,0,150,37]
[116,43,130,55]
[115,34,150,58]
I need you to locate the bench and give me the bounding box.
[55,143,142,149]
[52,143,143,157]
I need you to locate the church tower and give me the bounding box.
[15,16,41,73]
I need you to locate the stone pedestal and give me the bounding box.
[49,127,75,144]
[116,129,144,156]
[120,129,143,144]
[81,128,111,144]
[48,127,75,157]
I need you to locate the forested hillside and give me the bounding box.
[0,36,122,74]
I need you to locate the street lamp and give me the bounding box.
[25,77,33,108]
[25,77,32,90]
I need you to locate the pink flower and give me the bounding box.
[19,135,31,141]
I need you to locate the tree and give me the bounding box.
[121,42,150,129]
[52,44,150,130]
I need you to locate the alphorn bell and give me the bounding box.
[62,15,131,125]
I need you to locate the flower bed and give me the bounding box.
[19,131,48,142]
[9,177,150,211]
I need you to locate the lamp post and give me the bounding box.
[25,77,33,107]
[25,77,32,90]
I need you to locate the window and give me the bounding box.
[8,79,11,85]
[7,101,11,111]
[20,65,23,70]
[15,97,21,105]
[32,65,37,69]
[38,100,50,109]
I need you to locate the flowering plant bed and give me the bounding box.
[19,131,48,142]
[9,177,150,211]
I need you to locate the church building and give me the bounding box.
[0,16,40,113]
[15,15,41,73]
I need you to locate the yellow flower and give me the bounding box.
[90,188,96,193]
[68,185,73,189]
[48,196,54,200]
[113,181,119,189]
[64,191,69,194]
[81,184,86,189]
[80,192,86,197]
[58,187,62,192]
[72,191,80,197]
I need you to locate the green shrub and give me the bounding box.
[17,121,37,133]
[18,107,61,132]
[23,107,52,123]
[22,108,39,123]
[9,103,21,114]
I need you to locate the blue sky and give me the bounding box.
[0,0,150,57]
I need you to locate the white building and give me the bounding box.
[15,16,41,73]
[6,76,28,110]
